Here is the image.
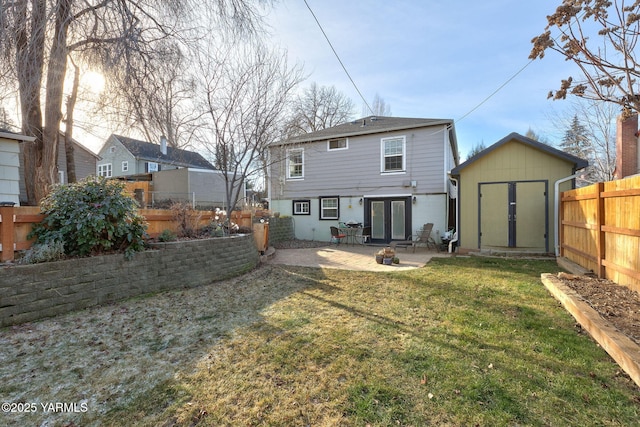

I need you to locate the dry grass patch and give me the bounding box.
[1,258,639,426]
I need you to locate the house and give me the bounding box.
[17,132,98,205]
[96,134,215,178]
[0,130,34,206]
[56,134,101,184]
[450,132,588,254]
[267,116,459,244]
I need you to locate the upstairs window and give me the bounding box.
[122,161,129,172]
[328,138,347,151]
[381,136,406,173]
[287,148,304,179]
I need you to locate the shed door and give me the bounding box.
[480,183,509,247]
[479,181,547,251]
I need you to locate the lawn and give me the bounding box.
[1,257,639,426]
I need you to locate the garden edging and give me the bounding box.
[0,235,260,327]
[540,273,640,388]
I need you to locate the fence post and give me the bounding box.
[0,204,15,262]
[596,182,606,278]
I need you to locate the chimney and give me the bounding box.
[615,114,638,179]
[160,135,167,155]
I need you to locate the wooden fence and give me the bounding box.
[560,174,640,292]
[0,207,256,262]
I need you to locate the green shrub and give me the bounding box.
[158,229,177,242]
[20,241,65,264]
[29,177,148,259]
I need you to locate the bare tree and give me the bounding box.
[363,93,391,117]
[284,82,354,137]
[197,40,304,213]
[530,1,640,116]
[551,98,617,182]
[0,0,271,204]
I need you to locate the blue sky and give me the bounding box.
[265,0,576,159]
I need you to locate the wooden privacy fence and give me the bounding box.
[560,174,640,292]
[0,207,255,262]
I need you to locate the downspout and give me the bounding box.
[554,173,579,257]
[447,174,459,253]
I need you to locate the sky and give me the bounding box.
[264,0,577,159]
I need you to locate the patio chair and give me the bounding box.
[330,226,347,245]
[355,226,371,245]
[391,223,436,252]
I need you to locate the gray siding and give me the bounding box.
[0,138,21,205]
[96,135,136,177]
[270,125,450,199]
[57,139,98,182]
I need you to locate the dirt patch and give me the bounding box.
[557,273,640,346]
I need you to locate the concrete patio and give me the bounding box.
[265,243,451,272]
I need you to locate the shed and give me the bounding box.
[450,133,588,254]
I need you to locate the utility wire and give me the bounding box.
[302,0,374,116]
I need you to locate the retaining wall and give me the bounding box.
[268,216,294,244]
[0,234,259,327]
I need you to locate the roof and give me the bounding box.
[0,128,35,142]
[273,115,456,145]
[111,135,215,170]
[450,132,589,175]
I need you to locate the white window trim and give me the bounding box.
[380,136,406,174]
[319,196,339,220]
[122,161,129,172]
[286,148,304,180]
[109,146,116,153]
[327,138,348,151]
[293,200,310,215]
[98,163,112,178]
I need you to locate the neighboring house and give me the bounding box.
[56,134,100,184]
[149,168,244,210]
[17,131,98,205]
[0,130,34,206]
[96,134,214,178]
[450,132,588,254]
[267,116,459,244]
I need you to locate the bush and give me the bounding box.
[158,229,177,242]
[20,241,65,264]
[29,177,148,259]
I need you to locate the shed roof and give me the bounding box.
[450,132,589,175]
[112,135,215,170]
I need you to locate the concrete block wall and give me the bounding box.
[267,216,295,244]
[0,234,259,327]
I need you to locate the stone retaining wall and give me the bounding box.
[268,216,294,244]
[0,235,259,327]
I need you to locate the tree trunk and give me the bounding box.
[64,59,80,183]
[40,0,73,201]
[15,0,46,205]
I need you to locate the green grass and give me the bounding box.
[105,257,640,426]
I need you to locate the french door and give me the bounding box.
[365,197,412,244]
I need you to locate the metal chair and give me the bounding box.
[355,226,371,245]
[330,226,347,245]
[391,223,436,252]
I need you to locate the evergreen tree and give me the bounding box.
[560,115,590,159]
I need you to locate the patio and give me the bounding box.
[265,243,451,271]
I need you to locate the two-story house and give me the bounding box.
[96,134,215,178]
[268,116,459,244]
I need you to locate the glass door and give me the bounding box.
[365,197,412,243]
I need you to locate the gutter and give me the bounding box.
[447,174,459,253]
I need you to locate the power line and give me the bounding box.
[302,0,374,116]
